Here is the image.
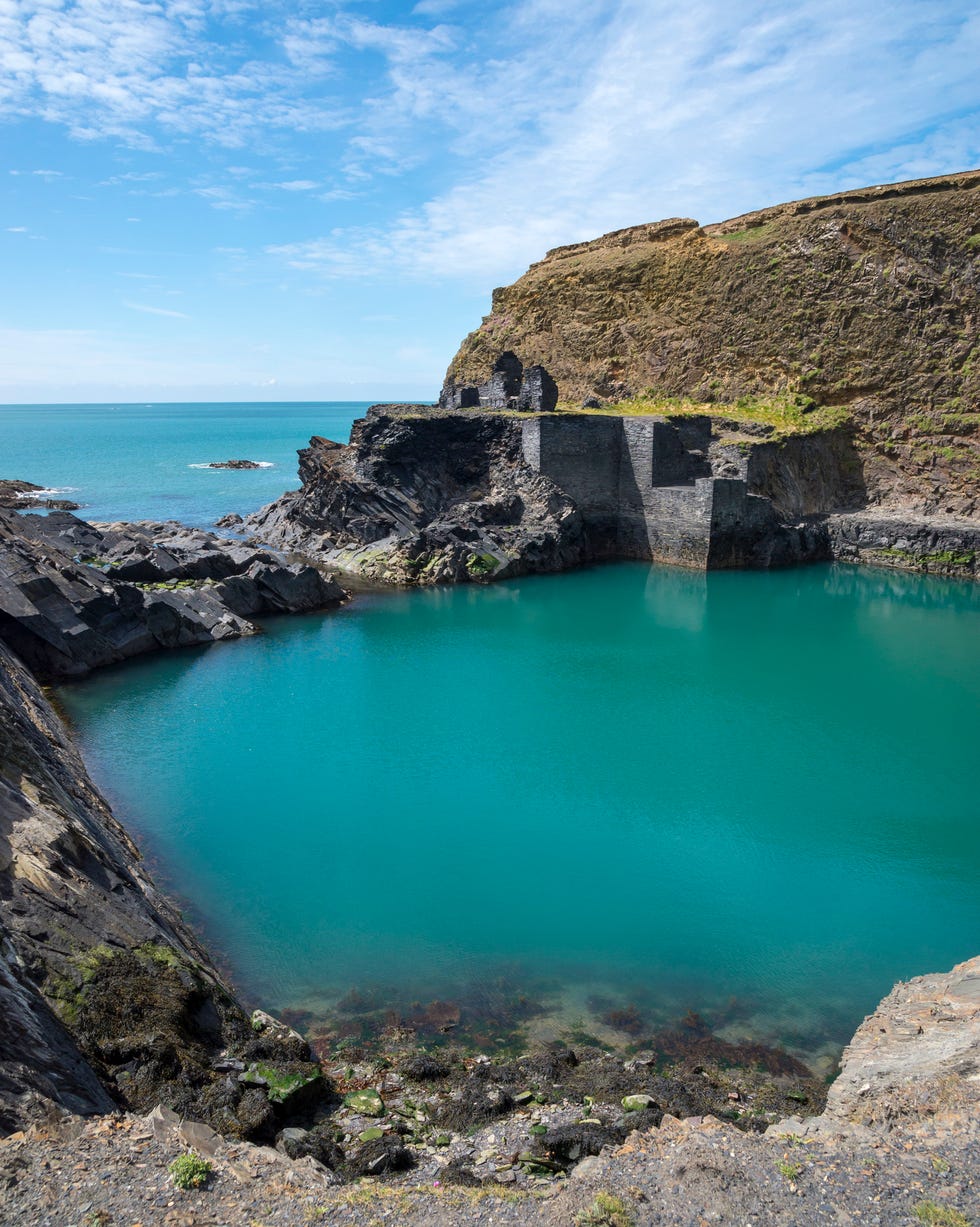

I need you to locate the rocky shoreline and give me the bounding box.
[1,958,976,1225]
[0,508,346,681]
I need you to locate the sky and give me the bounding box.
[1,0,978,403]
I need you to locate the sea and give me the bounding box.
[4,402,979,1069]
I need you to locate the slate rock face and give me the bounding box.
[243,412,588,586]
[0,509,346,681]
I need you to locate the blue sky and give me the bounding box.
[1,0,978,403]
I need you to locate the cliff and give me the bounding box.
[442,171,980,516]
[0,635,330,1138]
[240,172,980,587]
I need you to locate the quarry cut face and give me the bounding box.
[243,407,883,584]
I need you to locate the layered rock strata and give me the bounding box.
[0,509,346,680]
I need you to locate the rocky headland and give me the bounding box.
[0,479,80,512]
[241,172,980,586]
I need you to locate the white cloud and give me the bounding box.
[0,0,346,147]
[99,171,164,185]
[193,184,253,210]
[124,301,189,318]
[412,0,461,14]
[6,225,28,232]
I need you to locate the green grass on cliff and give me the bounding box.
[563,393,850,439]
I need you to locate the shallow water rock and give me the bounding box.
[399,1053,451,1081]
[344,1088,384,1116]
[348,1136,415,1177]
[622,1092,659,1112]
[538,1122,626,1169]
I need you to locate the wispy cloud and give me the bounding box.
[193,185,253,210]
[268,0,980,283]
[0,0,347,148]
[124,301,189,318]
[99,171,165,186]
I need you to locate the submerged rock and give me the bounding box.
[344,1089,385,1116]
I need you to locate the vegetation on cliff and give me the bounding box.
[442,171,980,515]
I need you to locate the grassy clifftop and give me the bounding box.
[443,171,980,514]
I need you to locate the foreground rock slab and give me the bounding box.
[0,958,976,1225]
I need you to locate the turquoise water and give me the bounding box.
[0,402,364,525]
[57,559,980,1061]
[6,403,978,1060]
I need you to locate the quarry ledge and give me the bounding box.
[242,402,980,586]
